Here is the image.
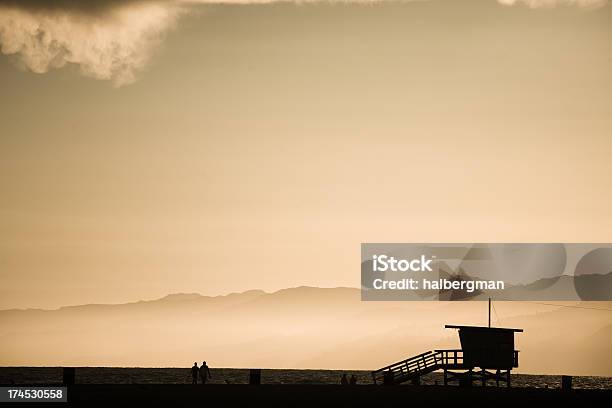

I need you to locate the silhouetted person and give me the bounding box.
[340,373,348,385]
[349,374,357,385]
[200,361,212,384]
[191,362,199,384]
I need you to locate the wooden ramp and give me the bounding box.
[371,350,467,385]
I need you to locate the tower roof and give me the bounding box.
[445,324,523,333]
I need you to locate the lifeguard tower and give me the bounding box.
[372,301,523,387]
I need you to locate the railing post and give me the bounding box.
[249,369,261,385]
[62,367,75,385]
[562,376,572,391]
[383,371,395,386]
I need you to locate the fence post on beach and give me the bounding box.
[62,367,75,385]
[561,375,572,391]
[249,369,261,385]
[383,371,394,385]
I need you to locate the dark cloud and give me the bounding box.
[0,0,150,13]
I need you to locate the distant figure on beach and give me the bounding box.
[191,362,199,384]
[349,375,357,385]
[200,361,212,384]
[340,373,348,385]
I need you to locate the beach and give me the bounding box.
[2,367,611,389]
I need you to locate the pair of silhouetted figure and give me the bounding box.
[191,361,212,384]
[340,374,357,385]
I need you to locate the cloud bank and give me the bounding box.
[0,1,182,86]
[0,0,607,86]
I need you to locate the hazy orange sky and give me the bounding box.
[1,0,611,309]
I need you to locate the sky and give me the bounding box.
[1,0,612,309]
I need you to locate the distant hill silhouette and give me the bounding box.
[0,287,610,376]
